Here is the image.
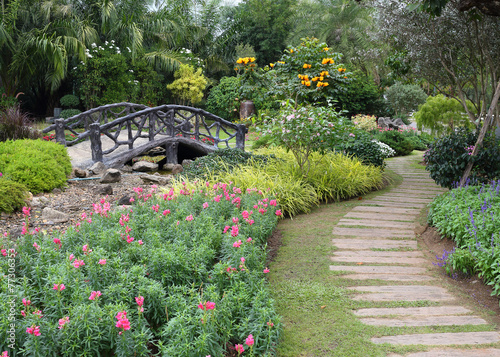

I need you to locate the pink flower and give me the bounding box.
[32,309,43,318]
[115,311,131,333]
[22,298,31,307]
[186,215,194,221]
[246,237,252,243]
[135,296,144,306]
[152,204,159,212]
[32,242,40,251]
[247,219,255,226]
[89,291,102,300]
[73,259,85,268]
[275,209,282,216]
[258,208,267,215]
[26,325,41,336]
[138,240,144,245]
[240,257,245,264]
[263,268,270,273]
[245,334,254,347]
[126,235,134,243]
[53,283,66,291]
[1,249,6,256]
[349,133,355,137]
[58,316,70,329]
[98,259,106,265]
[202,202,209,209]
[129,197,135,203]
[69,253,75,261]
[1,351,9,357]
[230,225,239,237]
[53,238,61,248]
[235,344,245,354]
[162,209,171,216]
[242,210,250,219]
[223,226,230,234]
[198,301,216,310]
[233,240,242,248]
[82,244,88,252]
[267,321,274,327]
[22,206,31,217]
[232,217,239,224]
[21,310,26,317]
[270,199,277,206]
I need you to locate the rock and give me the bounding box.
[140,174,170,185]
[147,146,166,155]
[39,196,50,205]
[100,169,121,184]
[118,195,134,205]
[42,207,69,223]
[121,165,133,173]
[132,161,158,172]
[163,163,175,171]
[182,159,193,167]
[52,188,62,194]
[172,164,184,175]
[378,117,404,130]
[95,185,113,196]
[31,197,44,208]
[89,161,107,175]
[9,226,23,238]
[73,168,87,178]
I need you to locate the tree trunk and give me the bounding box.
[459,79,500,186]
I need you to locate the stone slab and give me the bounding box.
[330,255,426,265]
[332,238,417,249]
[342,274,434,282]
[333,227,414,238]
[400,348,500,356]
[354,306,471,317]
[329,265,426,274]
[370,196,433,203]
[388,192,442,198]
[402,178,438,183]
[360,315,487,327]
[338,219,414,229]
[361,200,426,209]
[333,251,424,258]
[371,331,500,346]
[351,285,453,301]
[344,212,415,221]
[352,206,421,215]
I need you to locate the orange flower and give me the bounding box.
[270,63,274,68]
[236,58,243,64]
[303,63,311,69]
[290,49,294,53]
[312,77,319,82]
[323,47,329,51]
[305,81,311,87]
[321,71,329,77]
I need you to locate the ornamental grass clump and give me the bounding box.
[0,184,281,355]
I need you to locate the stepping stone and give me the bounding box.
[361,200,426,209]
[351,285,453,301]
[333,227,414,238]
[352,206,421,215]
[338,219,414,230]
[332,238,417,250]
[329,265,426,275]
[354,306,472,317]
[333,251,424,258]
[398,348,500,356]
[344,212,415,221]
[330,255,425,265]
[402,178,438,183]
[371,331,500,346]
[388,192,441,198]
[371,196,433,203]
[342,274,434,282]
[360,315,487,327]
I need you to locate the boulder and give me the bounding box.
[95,185,113,196]
[132,161,158,172]
[121,165,133,173]
[171,164,184,175]
[42,207,69,223]
[182,159,193,167]
[140,174,170,186]
[118,195,134,206]
[100,169,121,184]
[89,161,107,175]
[73,168,87,178]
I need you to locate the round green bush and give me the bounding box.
[376,130,414,156]
[0,178,28,213]
[60,109,82,119]
[0,139,72,194]
[59,94,80,108]
[424,128,500,188]
[205,76,239,121]
[343,138,386,168]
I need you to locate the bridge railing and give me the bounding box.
[43,103,247,163]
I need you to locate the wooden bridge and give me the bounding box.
[43,103,247,168]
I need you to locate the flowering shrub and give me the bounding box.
[375,129,414,157]
[343,135,386,168]
[259,101,354,176]
[373,140,396,158]
[352,114,378,132]
[0,184,281,355]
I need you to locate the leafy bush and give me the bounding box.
[414,94,474,135]
[335,74,386,118]
[428,181,500,294]
[376,129,414,156]
[59,94,80,108]
[0,185,282,355]
[352,114,378,132]
[206,76,240,121]
[0,88,18,109]
[423,128,500,188]
[167,64,208,106]
[0,178,28,213]
[373,140,396,158]
[251,134,273,150]
[0,139,71,194]
[0,106,41,141]
[385,83,427,119]
[343,137,386,168]
[60,109,82,119]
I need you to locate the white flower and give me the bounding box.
[91,43,97,48]
[127,47,131,52]
[73,67,77,70]
[129,70,134,73]
[105,41,108,45]
[111,40,115,43]
[86,53,93,58]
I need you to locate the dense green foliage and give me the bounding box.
[167,64,208,106]
[428,181,500,294]
[205,76,240,121]
[385,83,427,119]
[0,106,41,142]
[335,74,385,117]
[343,137,386,168]
[0,178,28,213]
[60,109,82,120]
[0,185,281,355]
[414,94,474,135]
[0,140,71,194]
[423,128,500,189]
[376,129,414,156]
[59,95,80,108]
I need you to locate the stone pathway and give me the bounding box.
[329,156,500,356]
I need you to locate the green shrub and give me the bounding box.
[0,178,28,213]
[59,94,80,108]
[60,109,82,119]
[385,83,427,120]
[335,74,386,118]
[376,129,414,156]
[423,128,500,188]
[251,134,273,150]
[0,106,41,142]
[343,137,386,168]
[0,139,71,193]
[206,76,240,121]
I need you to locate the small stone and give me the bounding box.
[118,195,134,205]
[140,174,169,185]
[182,159,193,167]
[95,185,113,196]
[89,161,107,175]
[172,164,183,175]
[42,208,69,223]
[73,168,87,178]
[132,161,158,172]
[52,188,62,194]
[9,226,23,238]
[163,163,175,171]
[39,197,50,205]
[121,165,133,173]
[100,169,121,184]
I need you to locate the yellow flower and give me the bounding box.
[277,61,285,64]
[321,71,329,77]
[338,67,346,73]
[303,63,311,69]
[323,47,329,51]
[236,58,243,64]
[290,49,294,53]
[270,63,274,68]
[312,77,319,82]
[305,81,311,87]
[301,80,305,85]
[303,75,309,81]
[323,82,329,87]
[298,74,303,79]
[317,81,323,87]
[319,76,324,81]
[321,58,330,65]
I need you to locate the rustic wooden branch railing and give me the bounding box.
[43,103,247,164]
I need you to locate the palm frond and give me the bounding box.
[143,49,183,73]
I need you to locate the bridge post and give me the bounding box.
[165,142,178,164]
[149,113,155,141]
[54,119,66,146]
[235,124,247,150]
[90,123,103,162]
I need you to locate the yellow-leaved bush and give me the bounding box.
[167,64,208,105]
